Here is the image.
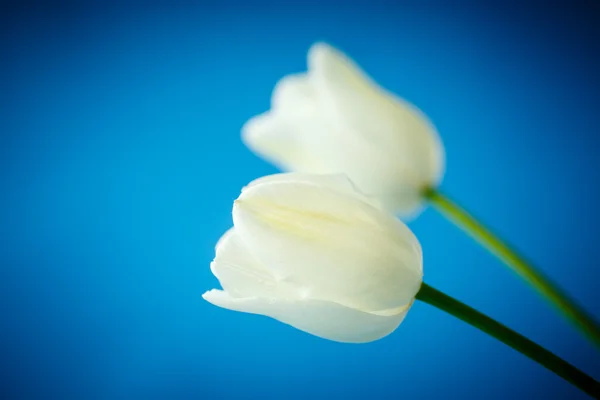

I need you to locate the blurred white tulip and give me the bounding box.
[242,42,445,218]
[203,173,423,343]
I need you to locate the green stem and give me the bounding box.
[424,188,600,347]
[417,283,600,398]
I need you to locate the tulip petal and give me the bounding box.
[243,172,383,210]
[233,174,423,313]
[308,43,441,160]
[241,111,336,173]
[242,73,355,176]
[242,74,323,171]
[211,228,300,299]
[202,289,412,343]
[306,43,445,216]
[270,73,315,115]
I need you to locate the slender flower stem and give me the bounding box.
[416,283,600,398]
[423,188,600,347]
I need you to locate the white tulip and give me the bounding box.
[242,42,445,218]
[203,173,423,343]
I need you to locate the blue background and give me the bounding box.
[1,1,599,398]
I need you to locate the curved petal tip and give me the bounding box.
[307,42,341,69]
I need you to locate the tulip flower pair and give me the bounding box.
[203,43,599,397]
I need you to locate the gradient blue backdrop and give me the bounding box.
[1,1,599,399]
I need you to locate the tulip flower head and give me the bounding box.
[242,43,445,218]
[203,173,423,343]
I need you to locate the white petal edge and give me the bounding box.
[240,73,329,173]
[270,73,315,114]
[203,289,412,343]
[241,111,336,174]
[242,172,384,210]
[308,42,380,97]
[211,228,301,299]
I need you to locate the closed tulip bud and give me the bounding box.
[203,173,423,343]
[242,43,445,218]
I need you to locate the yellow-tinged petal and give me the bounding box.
[232,173,422,313]
[243,172,384,210]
